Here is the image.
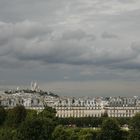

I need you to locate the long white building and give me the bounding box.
[53,97,104,117]
[106,96,140,117]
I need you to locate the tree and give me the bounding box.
[0,128,17,140]
[26,109,37,120]
[5,105,27,127]
[52,125,69,140]
[13,105,27,125]
[97,118,122,140]
[66,128,80,140]
[116,117,131,126]
[42,118,56,140]
[0,106,6,126]
[78,129,95,140]
[128,113,140,140]
[38,106,56,119]
[101,112,108,118]
[17,117,56,140]
[68,132,79,140]
[17,118,44,140]
[57,117,103,127]
[78,134,93,140]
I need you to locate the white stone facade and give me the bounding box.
[52,97,104,117]
[55,106,104,118]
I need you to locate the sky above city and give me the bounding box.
[0,0,140,96]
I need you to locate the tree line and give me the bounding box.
[57,116,131,128]
[0,105,140,140]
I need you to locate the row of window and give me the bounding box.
[55,107,101,110]
[109,114,134,117]
[57,113,101,118]
[109,110,136,113]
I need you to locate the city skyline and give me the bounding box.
[0,0,140,96]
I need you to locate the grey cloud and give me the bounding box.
[0,0,140,96]
[0,20,51,55]
[101,32,118,39]
[111,62,140,70]
[0,20,52,69]
[14,21,51,39]
[0,20,51,41]
[131,42,140,52]
[0,20,139,71]
[118,0,136,4]
[107,42,140,70]
[0,0,69,22]
[13,37,137,68]
[62,29,95,41]
[108,56,140,70]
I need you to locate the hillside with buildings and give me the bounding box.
[0,82,140,118]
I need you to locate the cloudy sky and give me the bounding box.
[0,0,140,96]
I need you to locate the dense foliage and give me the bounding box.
[97,118,122,140]
[0,106,6,126]
[128,113,140,140]
[0,105,139,140]
[57,116,131,127]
